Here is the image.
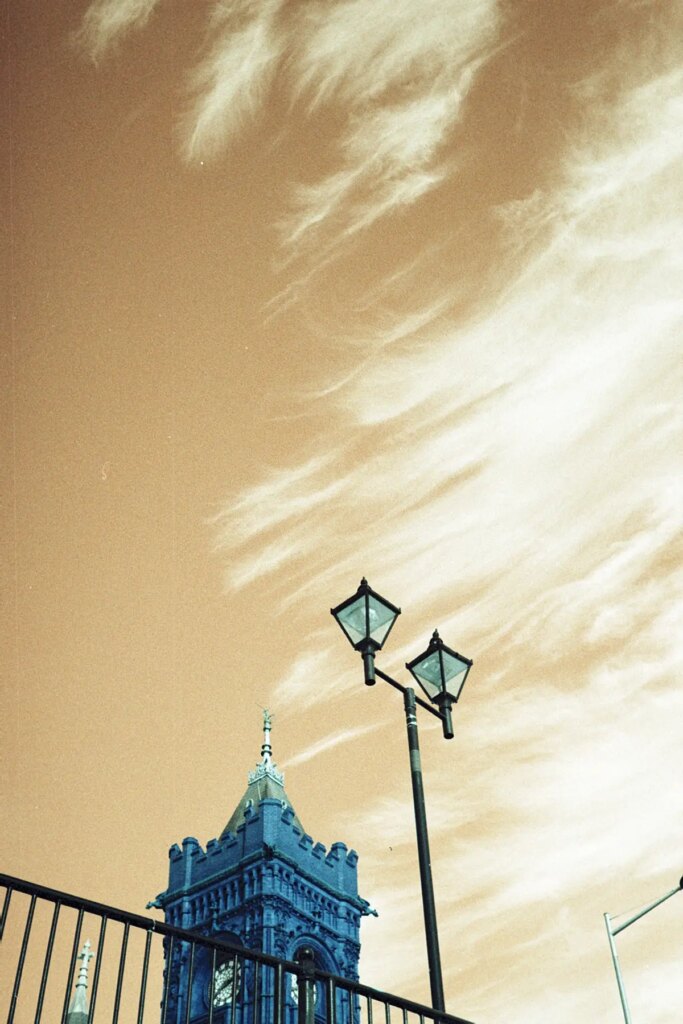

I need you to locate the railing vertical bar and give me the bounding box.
[160,937,174,1024]
[184,941,196,1024]
[366,995,373,1024]
[384,1000,391,1024]
[401,1008,408,1024]
[0,886,13,940]
[229,955,238,1024]
[325,978,336,1024]
[253,961,261,1024]
[273,964,283,1024]
[297,965,305,1024]
[136,930,153,1024]
[35,900,62,1024]
[207,947,217,1024]
[88,916,108,1024]
[61,908,85,1024]
[7,893,37,1024]
[111,921,130,1024]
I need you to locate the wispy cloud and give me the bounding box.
[278,0,500,259]
[270,645,350,708]
[182,0,286,161]
[278,66,482,260]
[279,722,378,770]
[75,0,162,60]
[77,0,501,259]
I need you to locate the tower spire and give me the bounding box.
[247,708,284,785]
[220,710,301,839]
[261,708,273,766]
[67,940,94,1024]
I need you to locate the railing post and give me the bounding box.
[296,946,316,1024]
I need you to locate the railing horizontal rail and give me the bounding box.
[0,873,476,1024]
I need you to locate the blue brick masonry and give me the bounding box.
[150,718,371,1024]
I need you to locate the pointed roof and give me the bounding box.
[66,940,93,1024]
[220,710,304,838]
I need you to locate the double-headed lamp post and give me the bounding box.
[604,876,683,1023]
[331,578,473,1013]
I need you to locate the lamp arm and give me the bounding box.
[609,885,682,937]
[373,666,444,722]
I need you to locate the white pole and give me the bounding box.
[604,914,632,1024]
[604,881,682,1022]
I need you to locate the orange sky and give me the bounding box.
[2,1,683,1022]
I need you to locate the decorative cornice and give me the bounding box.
[205,894,359,948]
[161,847,364,910]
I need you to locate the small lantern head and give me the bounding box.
[331,578,401,653]
[406,629,472,706]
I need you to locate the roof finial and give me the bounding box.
[261,708,273,766]
[67,940,94,1021]
[76,940,93,990]
[247,708,284,786]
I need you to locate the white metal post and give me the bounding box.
[604,914,632,1024]
[604,882,681,1022]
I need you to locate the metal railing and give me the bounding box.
[0,874,476,1024]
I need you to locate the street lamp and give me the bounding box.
[331,578,474,1012]
[604,876,683,1022]
[406,629,472,741]
[330,577,401,687]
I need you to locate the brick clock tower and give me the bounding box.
[149,713,372,1024]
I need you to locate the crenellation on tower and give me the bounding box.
[163,801,361,907]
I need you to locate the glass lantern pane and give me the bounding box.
[441,651,470,699]
[367,594,399,647]
[335,595,369,646]
[411,652,443,698]
[441,650,470,682]
[411,648,470,700]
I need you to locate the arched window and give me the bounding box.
[287,942,342,1024]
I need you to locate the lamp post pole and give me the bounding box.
[604,879,683,1023]
[404,686,445,1011]
[331,579,473,1014]
[374,665,454,1011]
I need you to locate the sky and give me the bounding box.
[2,0,682,1021]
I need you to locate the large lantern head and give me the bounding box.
[406,630,473,738]
[331,579,401,685]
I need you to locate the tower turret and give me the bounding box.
[66,941,94,1024]
[150,712,371,1024]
